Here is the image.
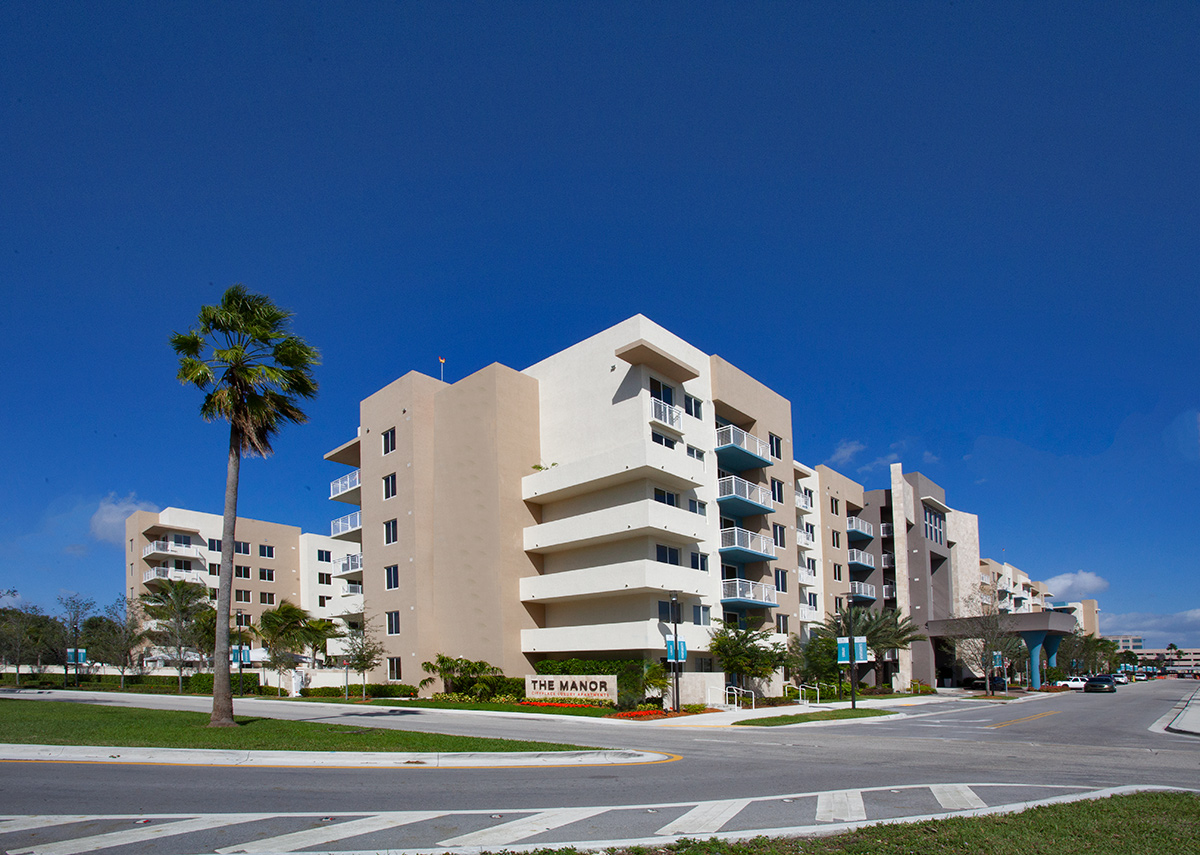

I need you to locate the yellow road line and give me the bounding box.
[986,710,1061,729]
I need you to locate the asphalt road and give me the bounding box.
[1,681,1196,853]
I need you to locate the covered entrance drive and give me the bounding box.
[926,612,1077,689]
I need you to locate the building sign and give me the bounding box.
[525,675,618,703]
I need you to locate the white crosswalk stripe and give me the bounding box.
[656,799,752,835]
[930,784,987,811]
[814,790,866,823]
[438,808,606,847]
[0,817,99,835]
[10,814,272,855]
[216,811,444,853]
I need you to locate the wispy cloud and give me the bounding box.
[922,450,940,464]
[89,493,159,545]
[1043,570,1109,600]
[857,453,899,474]
[827,439,865,467]
[1099,609,1200,648]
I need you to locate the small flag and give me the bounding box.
[438,357,445,363]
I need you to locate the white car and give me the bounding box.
[1111,673,1130,685]
[1055,676,1087,689]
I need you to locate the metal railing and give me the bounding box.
[846,517,874,537]
[881,553,896,569]
[721,578,778,605]
[333,553,363,575]
[847,548,875,568]
[849,580,876,598]
[797,606,822,623]
[880,523,894,537]
[329,468,361,498]
[784,682,820,705]
[718,475,772,509]
[142,567,170,583]
[796,529,816,548]
[796,566,818,583]
[726,685,755,710]
[343,583,363,596]
[142,541,204,560]
[720,526,777,558]
[715,424,771,461]
[882,584,897,599]
[650,398,683,430]
[331,511,361,536]
[795,492,813,511]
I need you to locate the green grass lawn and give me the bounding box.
[361,698,617,716]
[531,792,1200,855]
[0,699,588,752]
[732,709,894,727]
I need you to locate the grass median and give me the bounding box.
[732,709,894,727]
[0,699,588,752]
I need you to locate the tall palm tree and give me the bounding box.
[140,580,210,693]
[813,606,926,688]
[172,285,319,726]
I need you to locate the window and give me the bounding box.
[807,557,817,571]
[235,589,250,603]
[382,428,396,454]
[318,596,330,608]
[805,522,815,539]
[174,559,190,571]
[234,541,250,555]
[385,564,399,590]
[388,657,404,681]
[688,499,706,516]
[833,563,843,581]
[831,530,841,549]
[771,479,785,504]
[259,545,274,558]
[236,611,251,627]
[383,473,397,499]
[654,488,678,507]
[775,568,788,593]
[658,600,682,622]
[208,538,221,552]
[776,614,789,634]
[208,588,217,600]
[235,565,251,579]
[649,378,675,406]
[690,552,709,572]
[259,591,275,605]
[209,563,219,576]
[723,611,740,627]
[773,523,786,548]
[655,544,681,565]
[693,605,711,626]
[384,519,398,544]
[684,394,703,419]
[686,445,704,462]
[386,611,400,635]
[318,572,331,585]
[834,596,845,611]
[173,534,191,546]
[317,549,331,563]
[769,433,782,459]
[808,592,818,609]
[830,497,839,515]
[924,505,946,545]
[259,568,274,582]
[651,431,676,449]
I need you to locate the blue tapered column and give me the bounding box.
[1044,634,1063,670]
[1020,630,1048,690]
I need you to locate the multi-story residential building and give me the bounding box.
[792,461,823,632]
[978,560,1048,615]
[323,315,831,700]
[1045,599,1100,636]
[813,465,863,621]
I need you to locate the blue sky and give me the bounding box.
[1,4,1197,646]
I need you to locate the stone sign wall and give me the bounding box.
[525,674,618,703]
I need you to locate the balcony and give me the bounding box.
[333,552,363,578]
[522,441,705,504]
[142,567,207,588]
[849,581,877,600]
[719,527,777,562]
[522,619,710,655]
[525,500,706,554]
[329,469,361,503]
[717,476,773,517]
[331,510,362,541]
[879,523,894,537]
[794,491,814,513]
[882,584,897,599]
[796,529,816,550]
[714,424,771,472]
[797,605,822,623]
[846,517,874,540]
[520,560,709,603]
[650,398,684,432]
[720,578,778,607]
[796,565,818,585]
[142,541,205,561]
[882,553,896,569]
[342,582,363,596]
[847,548,875,569]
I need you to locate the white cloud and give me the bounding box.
[89,493,159,545]
[922,451,940,464]
[857,453,899,474]
[1099,609,1200,648]
[827,440,866,467]
[1043,570,1109,600]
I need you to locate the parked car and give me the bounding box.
[1133,673,1149,681]
[1084,675,1117,693]
[1055,676,1087,689]
[1110,673,1130,684]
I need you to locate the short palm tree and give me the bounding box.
[172,285,319,726]
[256,600,313,696]
[140,581,211,694]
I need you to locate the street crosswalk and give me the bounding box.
[0,782,1098,854]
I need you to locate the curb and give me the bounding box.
[1164,685,1200,737]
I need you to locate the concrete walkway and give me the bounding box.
[1165,684,1200,737]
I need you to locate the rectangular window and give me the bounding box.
[688,498,707,516]
[173,534,191,546]
[924,505,946,545]
[317,549,331,563]
[830,497,839,515]
[690,552,709,572]
[386,611,401,635]
[318,572,331,585]
[831,530,841,548]
[775,567,788,593]
[723,611,740,627]
[173,559,189,571]
[235,565,251,579]
[769,433,782,459]
[385,564,399,590]
[208,563,219,576]
[384,519,398,544]
[654,488,678,506]
[693,605,711,626]
[235,589,250,603]
[259,568,274,582]
[655,544,681,565]
[388,657,403,681]
[208,538,221,553]
[684,394,703,419]
[318,595,330,607]
[773,523,786,548]
[259,545,274,558]
[649,378,675,406]
[234,541,250,555]
[805,522,815,539]
[771,478,785,504]
[807,557,817,571]
[651,431,676,449]
[808,592,818,609]
[776,614,789,634]
[686,445,704,461]
[383,472,397,499]
[833,563,843,581]
[259,591,275,605]
[382,428,396,454]
[658,600,682,623]
[236,611,251,627]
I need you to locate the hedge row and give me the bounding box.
[300,683,418,698]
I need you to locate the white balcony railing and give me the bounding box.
[982,593,994,605]
[330,468,361,499]
[797,605,822,623]
[718,476,772,509]
[142,541,205,560]
[847,548,875,568]
[721,578,778,605]
[850,581,876,598]
[797,566,818,584]
[715,424,771,461]
[333,553,363,576]
[846,517,874,537]
[879,523,894,537]
[331,511,361,537]
[720,527,777,558]
[343,582,363,596]
[651,398,683,431]
[796,529,816,548]
[882,584,897,599]
[795,491,813,511]
[142,567,205,586]
[882,553,896,569]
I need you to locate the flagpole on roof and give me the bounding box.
[439,356,445,382]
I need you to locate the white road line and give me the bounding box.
[930,784,988,811]
[215,811,443,853]
[656,799,752,835]
[10,814,270,855]
[438,808,606,847]
[814,790,866,823]
[0,817,99,835]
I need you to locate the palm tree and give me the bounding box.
[813,607,926,691]
[140,581,210,693]
[303,618,344,669]
[256,600,313,696]
[172,285,319,726]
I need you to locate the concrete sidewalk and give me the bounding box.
[1165,685,1200,737]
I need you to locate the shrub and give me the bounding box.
[187,673,262,694]
[682,703,709,714]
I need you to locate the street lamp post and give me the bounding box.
[670,590,681,713]
[235,609,244,697]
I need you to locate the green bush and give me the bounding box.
[188,673,261,694]
[682,703,709,714]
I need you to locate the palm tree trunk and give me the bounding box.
[209,426,241,727]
